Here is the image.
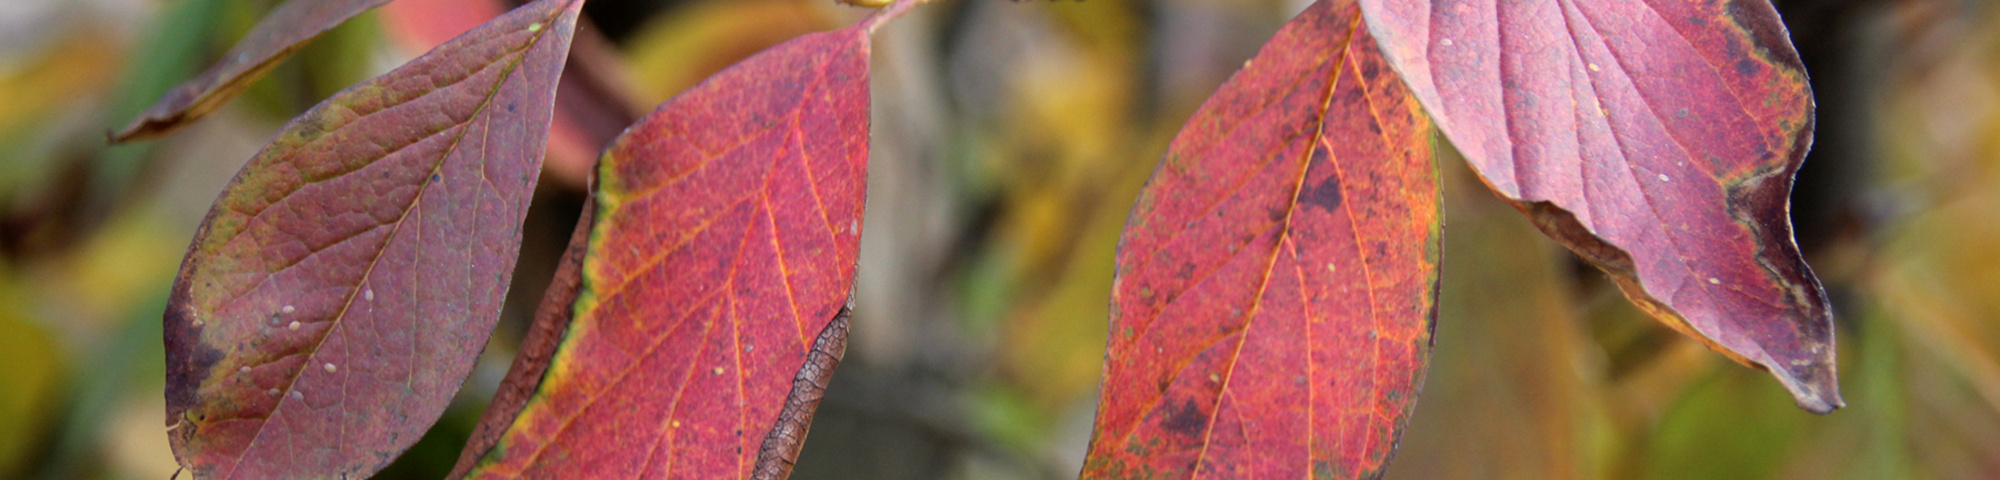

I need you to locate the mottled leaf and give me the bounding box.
[1357,0,1839,412]
[161,1,582,478]
[1081,0,1441,478]
[112,0,393,142]
[452,5,907,479]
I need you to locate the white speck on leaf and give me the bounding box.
[1708,277,1722,285]
[324,363,337,373]
[1658,174,1671,182]
[364,289,374,301]
[281,305,295,314]
[1441,38,1454,46]
[287,321,301,330]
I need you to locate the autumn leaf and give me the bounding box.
[112,0,394,142]
[451,4,912,479]
[1357,0,1840,412]
[1081,0,1441,478]
[160,1,581,478]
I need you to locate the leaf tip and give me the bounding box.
[1772,353,1843,415]
[113,84,205,143]
[108,117,167,144]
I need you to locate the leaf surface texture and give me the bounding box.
[162,1,582,477]
[1359,0,1838,411]
[1083,1,1441,478]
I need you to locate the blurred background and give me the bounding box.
[0,0,1994,478]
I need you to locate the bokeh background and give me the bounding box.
[0,0,1995,478]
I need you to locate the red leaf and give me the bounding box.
[1082,0,1440,478]
[160,1,581,478]
[451,5,907,478]
[1358,0,1839,412]
[112,0,395,142]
